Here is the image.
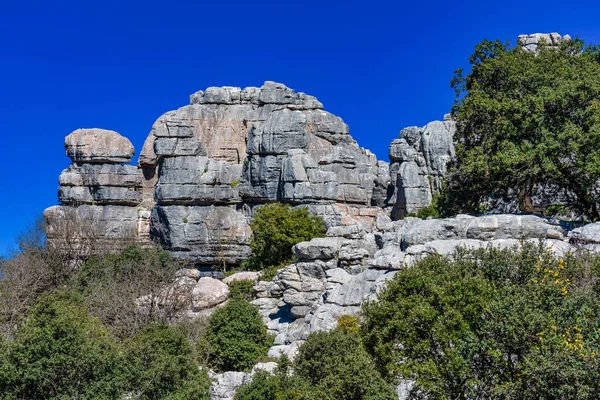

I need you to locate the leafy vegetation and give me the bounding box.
[242,203,326,271]
[228,279,256,301]
[362,244,600,399]
[125,323,211,399]
[442,37,600,219]
[235,326,396,400]
[0,291,127,399]
[206,298,273,372]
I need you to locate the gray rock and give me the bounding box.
[293,237,341,260]
[191,277,230,311]
[568,222,600,244]
[65,128,134,163]
[402,214,564,248]
[150,205,251,267]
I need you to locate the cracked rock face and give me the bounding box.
[45,82,393,268]
[140,81,392,267]
[45,129,149,253]
[389,118,456,218]
[518,32,572,53]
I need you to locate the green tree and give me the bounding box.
[125,323,210,400]
[0,291,126,399]
[294,328,397,400]
[243,203,326,270]
[362,245,600,399]
[206,298,273,372]
[444,37,600,219]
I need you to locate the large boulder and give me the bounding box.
[65,128,135,163]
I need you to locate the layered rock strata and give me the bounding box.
[389,116,455,218]
[140,81,392,267]
[44,129,150,253]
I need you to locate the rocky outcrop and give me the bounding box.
[45,83,393,268]
[141,82,392,267]
[45,129,150,253]
[389,116,455,218]
[518,32,572,53]
[252,213,576,361]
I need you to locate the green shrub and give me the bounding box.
[294,328,396,400]
[207,298,273,371]
[242,203,326,270]
[362,244,600,399]
[228,279,256,301]
[234,370,319,400]
[125,323,210,400]
[0,291,126,399]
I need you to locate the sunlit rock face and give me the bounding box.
[45,82,393,269]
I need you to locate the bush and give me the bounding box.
[234,370,319,400]
[125,323,210,400]
[362,244,600,399]
[0,291,126,399]
[242,203,326,270]
[294,328,396,400]
[445,36,600,219]
[228,279,256,301]
[72,244,179,337]
[206,298,273,371]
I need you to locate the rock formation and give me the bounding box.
[249,213,573,363]
[44,129,150,254]
[45,82,393,270]
[518,32,572,53]
[389,115,455,218]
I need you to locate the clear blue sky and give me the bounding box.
[1,0,599,255]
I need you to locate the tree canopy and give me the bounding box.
[443,37,600,219]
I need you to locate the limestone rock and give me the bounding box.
[389,119,455,218]
[292,237,341,260]
[65,128,134,163]
[518,32,571,53]
[223,271,259,285]
[150,205,251,266]
[401,214,564,248]
[191,277,229,311]
[568,222,600,247]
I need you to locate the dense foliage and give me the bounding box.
[0,291,125,399]
[235,327,396,400]
[443,37,600,219]
[242,203,326,270]
[295,328,397,400]
[125,323,211,399]
[0,291,211,400]
[206,298,273,372]
[362,244,600,399]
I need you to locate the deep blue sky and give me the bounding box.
[1,0,599,255]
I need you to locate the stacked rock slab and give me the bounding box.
[389,116,455,218]
[44,129,150,252]
[141,82,391,267]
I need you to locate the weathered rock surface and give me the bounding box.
[65,128,135,163]
[389,119,455,218]
[254,213,576,368]
[209,362,278,400]
[142,82,392,267]
[45,129,149,252]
